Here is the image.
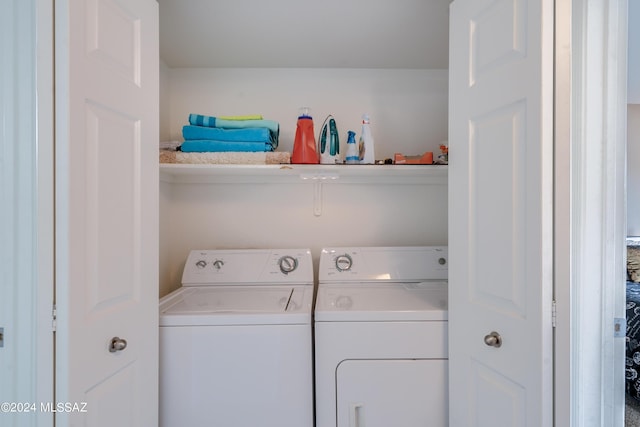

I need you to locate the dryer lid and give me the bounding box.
[314,281,448,322]
[159,285,313,326]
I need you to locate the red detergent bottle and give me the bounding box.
[291,107,319,164]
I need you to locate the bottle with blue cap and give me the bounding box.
[291,107,319,164]
[344,130,359,164]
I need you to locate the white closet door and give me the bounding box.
[448,0,554,426]
[55,0,159,425]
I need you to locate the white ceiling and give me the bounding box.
[158,0,452,69]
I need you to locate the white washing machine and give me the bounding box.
[159,249,314,427]
[314,246,449,427]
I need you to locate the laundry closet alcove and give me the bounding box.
[157,0,452,297]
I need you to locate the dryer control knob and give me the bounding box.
[195,260,207,269]
[335,254,353,272]
[279,255,298,274]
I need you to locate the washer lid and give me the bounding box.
[159,285,313,326]
[314,281,447,321]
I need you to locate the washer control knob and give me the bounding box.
[212,259,224,270]
[335,254,353,272]
[195,260,207,269]
[279,255,298,274]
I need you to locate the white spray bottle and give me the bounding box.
[358,113,375,164]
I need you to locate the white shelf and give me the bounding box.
[159,163,448,185]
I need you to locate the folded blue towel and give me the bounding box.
[188,113,280,140]
[182,125,273,144]
[189,114,217,127]
[180,140,274,153]
[214,118,279,135]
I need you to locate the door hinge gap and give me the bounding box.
[52,304,57,332]
[551,300,557,328]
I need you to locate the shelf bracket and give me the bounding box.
[313,181,324,216]
[299,172,339,216]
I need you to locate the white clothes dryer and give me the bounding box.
[314,246,448,427]
[159,249,314,427]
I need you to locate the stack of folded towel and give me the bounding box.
[180,114,280,153]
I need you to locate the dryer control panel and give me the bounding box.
[182,248,314,286]
[319,246,448,282]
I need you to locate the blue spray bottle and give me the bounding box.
[345,130,359,164]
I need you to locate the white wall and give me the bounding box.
[163,67,449,160]
[159,180,448,296]
[628,105,640,235]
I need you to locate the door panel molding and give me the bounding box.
[470,0,527,86]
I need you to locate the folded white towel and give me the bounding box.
[160,150,291,165]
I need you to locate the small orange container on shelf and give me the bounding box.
[393,151,433,165]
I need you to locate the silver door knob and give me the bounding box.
[484,331,502,348]
[109,337,127,353]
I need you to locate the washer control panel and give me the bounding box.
[319,246,448,282]
[182,249,313,286]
